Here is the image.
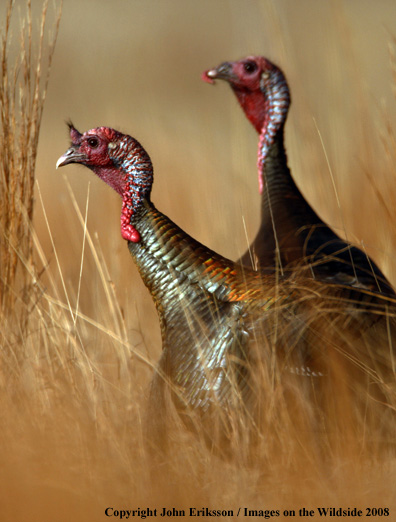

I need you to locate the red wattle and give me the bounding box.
[121,223,141,242]
[121,201,141,242]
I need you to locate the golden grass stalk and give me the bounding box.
[0,0,61,333]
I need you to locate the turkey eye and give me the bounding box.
[244,61,257,74]
[87,137,99,148]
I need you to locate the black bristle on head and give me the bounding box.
[65,119,76,134]
[65,120,83,145]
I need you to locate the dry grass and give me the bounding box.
[1,2,396,521]
[0,0,60,338]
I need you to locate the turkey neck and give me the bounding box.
[110,135,270,307]
[126,200,270,311]
[255,75,323,269]
[259,127,321,263]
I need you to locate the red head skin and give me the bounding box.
[203,56,290,194]
[202,56,270,133]
[57,124,125,194]
[56,124,152,243]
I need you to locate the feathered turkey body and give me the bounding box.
[203,56,395,296]
[57,125,396,450]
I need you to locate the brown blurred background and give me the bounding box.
[2,1,396,519]
[29,0,396,353]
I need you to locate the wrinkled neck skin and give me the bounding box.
[109,136,153,242]
[89,164,125,196]
[231,86,265,134]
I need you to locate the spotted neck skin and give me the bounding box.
[257,65,290,194]
[109,135,153,243]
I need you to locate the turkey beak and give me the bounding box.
[56,146,87,169]
[202,62,237,84]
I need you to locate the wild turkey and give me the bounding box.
[203,56,395,296]
[57,124,396,452]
